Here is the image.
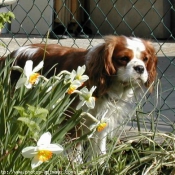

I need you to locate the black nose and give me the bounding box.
[133,65,144,74]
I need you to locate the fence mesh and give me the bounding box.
[0,0,175,132]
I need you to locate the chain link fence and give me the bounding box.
[1,0,175,132]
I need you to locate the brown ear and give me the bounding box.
[87,35,118,96]
[145,42,158,91]
[103,36,118,75]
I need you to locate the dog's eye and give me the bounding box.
[120,56,130,62]
[143,57,148,62]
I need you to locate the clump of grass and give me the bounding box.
[82,132,175,175]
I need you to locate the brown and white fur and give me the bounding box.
[2,35,157,163]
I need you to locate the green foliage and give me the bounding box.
[0,11,15,30]
[0,58,83,171]
[16,105,49,136]
[0,47,175,174]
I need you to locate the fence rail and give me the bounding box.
[0,0,175,132]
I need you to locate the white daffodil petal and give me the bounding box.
[81,75,89,81]
[37,132,51,146]
[72,80,82,86]
[65,70,76,83]
[86,98,95,109]
[25,82,32,89]
[15,77,27,89]
[24,60,33,76]
[22,146,37,158]
[33,61,44,73]
[77,75,89,84]
[79,95,85,101]
[90,86,97,94]
[81,65,86,74]
[76,66,81,74]
[47,144,64,154]
[31,156,43,169]
[76,101,85,110]
[80,87,88,94]
[71,70,77,77]
[77,65,85,75]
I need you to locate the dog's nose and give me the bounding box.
[133,65,144,74]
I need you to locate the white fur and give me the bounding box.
[117,58,148,83]
[126,37,145,59]
[76,37,149,163]
[77,77,143,163]
[126,37,145,52]
[87,82,141,158]
[13,46,39,58]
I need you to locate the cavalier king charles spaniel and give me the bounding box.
[4,35,157,163]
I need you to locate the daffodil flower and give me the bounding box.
[16,60,44,89]
[96,122,108,132]
[87,110,109,138]
[65,65,89,84]
[22,132,63,169]
[88,122,108,139]
[76,86,96,110]
[67,80,82,95]
[74,65,89,83]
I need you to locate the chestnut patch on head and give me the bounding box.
[112,47,134,67]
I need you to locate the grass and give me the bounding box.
[1,53,175,175]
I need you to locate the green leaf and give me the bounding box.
[27,105,48,121]
[0,11,15,29]
[34,108,48,121]
[28,120,40,131]
[14,106,28,117]
[17,117,40,132]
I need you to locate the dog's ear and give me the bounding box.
[87,35,119,96]
[103,35,118,75]
[144,41,158,91]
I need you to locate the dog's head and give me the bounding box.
[87,35,157,96]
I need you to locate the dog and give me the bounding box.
[2,35,157,163]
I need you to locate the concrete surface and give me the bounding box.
[0,34,175,133]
